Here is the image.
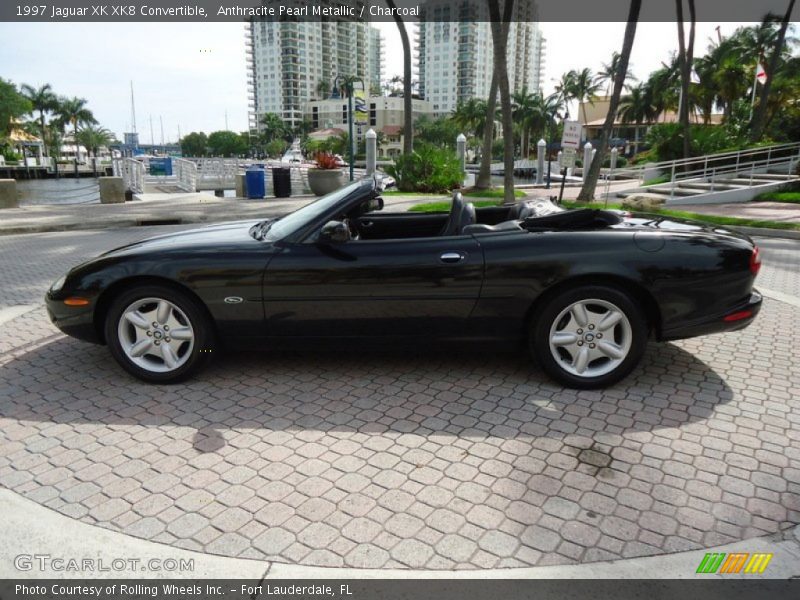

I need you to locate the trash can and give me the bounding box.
[245,165,265,199]
[272,167,291,198]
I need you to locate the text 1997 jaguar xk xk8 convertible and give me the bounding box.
[46,177,761,388]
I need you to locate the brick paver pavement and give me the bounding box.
[0,228,798,569]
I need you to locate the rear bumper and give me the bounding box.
[661,289,762,341]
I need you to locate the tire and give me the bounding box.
[104,284,215,383]
[530,285,647,389]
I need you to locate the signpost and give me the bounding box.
[561,120,582,149]
[558,121,582,203]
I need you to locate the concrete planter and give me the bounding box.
[308,169,346,196]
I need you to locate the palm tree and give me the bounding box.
[752,0,797,141]
[476,74,499,190]
[514,90,559,159]
[554,71,576,116]
[675,0,696,160]
[385,0,413,154]
[618,83,654,151]
[260,112,288,144]
[452,98,489,139]
[76,125,114,158]
[20,83,58,156]
[57,97,96,176]
[596,52,637,95]
[644,61,680,121]
[578,0,642,201]
[488,0,516,204]
[316,80,330,99]
[570,68,602,125]
[713,57,749,120]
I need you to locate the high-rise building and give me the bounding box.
[416,0,546,114]
[245,2,383,132]
[367,26,384,95]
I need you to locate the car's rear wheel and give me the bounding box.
[105,285,214,383]
[530,285,647,389]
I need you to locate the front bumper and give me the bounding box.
[45,291,101,344]
[661,289,762,341]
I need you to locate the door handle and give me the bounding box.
[440,252,465,263]
[361,220,374,228]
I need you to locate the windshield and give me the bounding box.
[261,181,364,242]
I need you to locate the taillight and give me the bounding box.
[750,246,761,276]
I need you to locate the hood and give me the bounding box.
[99,220,265,257]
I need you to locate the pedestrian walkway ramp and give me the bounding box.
[612,142,800,205]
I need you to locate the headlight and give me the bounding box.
[50,275,67,292]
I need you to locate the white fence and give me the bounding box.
[111,158,145,194]
[173,158,198,192]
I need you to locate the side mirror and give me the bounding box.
[367,197,384,212]
[318,220,351,244]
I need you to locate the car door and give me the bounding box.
[262,234,484,337]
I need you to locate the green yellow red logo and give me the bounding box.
[696,552,773,574]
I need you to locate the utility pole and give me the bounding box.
[160,116,164,147]
[149,115,154,147]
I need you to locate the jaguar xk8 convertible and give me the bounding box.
[46,177,762,388]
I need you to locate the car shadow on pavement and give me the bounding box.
[0,335,733,449]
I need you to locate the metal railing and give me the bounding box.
[111,157,145,194]
[615,142,800,198]
[173,158,197,192]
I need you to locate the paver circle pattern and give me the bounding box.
[1,299,798,570]
[0,230,798,569]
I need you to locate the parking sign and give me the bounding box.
[561,120,582,149]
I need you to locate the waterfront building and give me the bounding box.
[246,1,383,132]
[304,95,435,157]
[416,0,545,114]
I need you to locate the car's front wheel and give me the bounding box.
[531,285,647,389]
[105,285,214,383]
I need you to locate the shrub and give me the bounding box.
[1,147,21,162]
[386,144,463,193]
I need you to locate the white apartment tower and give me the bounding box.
[246,2,383,131]
[417,0,545,114]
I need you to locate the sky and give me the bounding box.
[0,21,777,141]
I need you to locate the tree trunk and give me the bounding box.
[476,72,498,189]
[39,111,48,157]
[387,0,414,154]
[675,0,696,161]
[488,0,515,204]
[750,0,796,142]
[73,122,79,177]
[577,0,641,201]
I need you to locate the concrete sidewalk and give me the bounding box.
[1,489,798,580]
[2,188,799,239]
[0,192,444,236]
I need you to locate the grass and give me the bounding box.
[385,187,525,200]
[463,188,526,199]
[753,192,800,204]
[409,200,501,213]
[754,181,800,203]
[562,201,800,231]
